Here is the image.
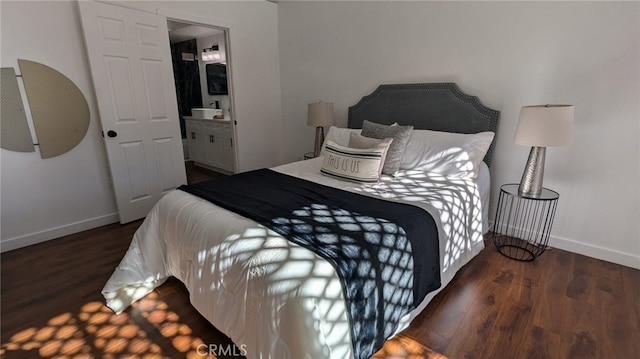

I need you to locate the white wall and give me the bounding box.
[0,0,282,251]
[0,0,119,251]
[278,1,640,268]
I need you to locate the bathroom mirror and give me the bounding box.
[205,63,228,95]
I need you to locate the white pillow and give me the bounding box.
[320,126,361,156]
[320,140,387,183]
[348,133,393,176]
[400,129,495,179]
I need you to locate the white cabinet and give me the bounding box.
[184,117,235,173]
[185,120,206,164]
[205,126,234,171]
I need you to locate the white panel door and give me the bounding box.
[78,1,186,223]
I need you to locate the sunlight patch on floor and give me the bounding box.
[371,334,448,359]
[0,291,217,358]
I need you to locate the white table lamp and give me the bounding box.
[307,102,335,157]
[514,104,574,196]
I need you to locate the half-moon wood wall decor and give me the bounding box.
[18,59,90,159]
[1,67,35,153]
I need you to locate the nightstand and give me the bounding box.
[491,184,559,261]
[303,152,316,160]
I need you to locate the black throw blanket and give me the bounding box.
[179,169,440,359]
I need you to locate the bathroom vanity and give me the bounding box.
[184,116,234,173]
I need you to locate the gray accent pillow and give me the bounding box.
[361,120,414,174]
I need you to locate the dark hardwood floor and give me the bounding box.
[185,160,226,184]
[406,245,640,359]
[2,163,638,358]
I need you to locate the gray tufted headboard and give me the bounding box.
[348,83,500,167]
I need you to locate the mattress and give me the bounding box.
[102,158,489,358]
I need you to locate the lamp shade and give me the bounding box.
[514,105,574,147]
[307,102,335,127]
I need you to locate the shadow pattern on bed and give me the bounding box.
[179,169,441,359]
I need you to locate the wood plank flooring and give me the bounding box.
[185,160,224,184]
[2,163,638,358]
[410,245,640,358]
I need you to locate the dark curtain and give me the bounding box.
[170,39,203,139]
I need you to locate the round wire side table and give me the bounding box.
[491,184,559,261]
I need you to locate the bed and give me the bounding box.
[102,83,500,359]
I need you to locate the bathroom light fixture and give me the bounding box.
[202,44,221,62]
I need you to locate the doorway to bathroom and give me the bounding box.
[167,20,236,175]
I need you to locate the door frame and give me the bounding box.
[156,8,239,173]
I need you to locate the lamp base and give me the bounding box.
[518,146,546,197]
[313,126,325,157]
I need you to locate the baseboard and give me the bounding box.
[487,220,639,269]
[0,213,120,253]
[548,235,640,270]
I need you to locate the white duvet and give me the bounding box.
[102,158,488,359]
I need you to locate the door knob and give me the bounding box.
[107,130,117,138]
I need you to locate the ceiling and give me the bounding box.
[167,20,223,43]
